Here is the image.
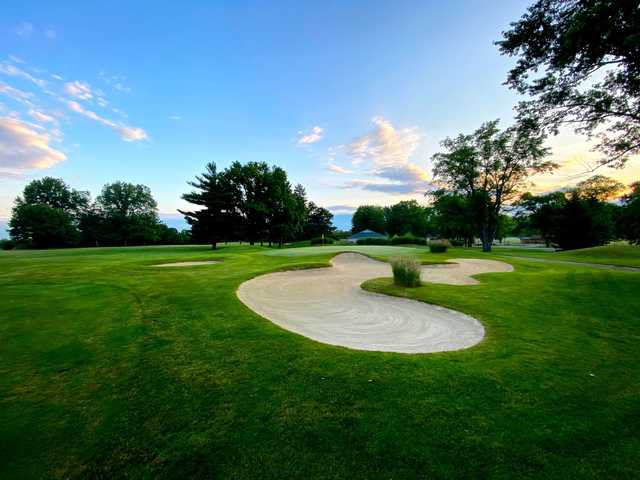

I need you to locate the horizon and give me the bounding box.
[1,1,638,232]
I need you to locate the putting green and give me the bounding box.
[263,244,426,257]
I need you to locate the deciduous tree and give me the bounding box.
[352,205,386,234]
[498,0,640,168]
[432,119,553,251]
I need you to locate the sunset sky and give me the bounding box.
[1,0,638,234]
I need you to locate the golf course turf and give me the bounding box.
[1,244,639,478]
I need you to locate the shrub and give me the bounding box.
[391,256,422,287]
[310,236,335,245]
[0,239,15,250]
[429,239,450,253]
[391,233,427,245]
[450,239,464,247]
[356,237,390,245]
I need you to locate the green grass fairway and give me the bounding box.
[1,244,640,479]
[491,243,640,268]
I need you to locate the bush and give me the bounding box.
[391,233,427,245]
[356,237,390,245]
[391,256,422,287]
[450,239,464,247]
[0,239,15,250]
[310,236,335,245]
[429,239,450,253]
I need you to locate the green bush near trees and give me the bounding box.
[429,240,450,253]
[310,236,335,245]
[390,233,426,245]
[356,237,391,246]
[0,239,15,250]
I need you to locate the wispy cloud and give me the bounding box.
[326,204,357,214]
[0,81,34,105]
[169,115,181,120]
[528,131,640,194]
[297,126,324,145]
[0,116,66,174]
[334,116,428,195]
[29,110,55,123]
[14,22,34,38]
[0,62,48,89]
[99,71,131,93]
[327,162,353,174]
[347,116,420,168]
[114,83,131,93]
[64,80,93,100]
[67,100,147,142]
[344,177,425,194]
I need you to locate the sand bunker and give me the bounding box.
[420,258,513,285]
[153,261,220,267]
[237,253,513,353]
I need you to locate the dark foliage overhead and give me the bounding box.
[498,0,640,168]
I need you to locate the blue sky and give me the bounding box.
[1,0,638,235]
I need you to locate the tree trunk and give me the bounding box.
[480,223,492,252]
[211,241,217,250]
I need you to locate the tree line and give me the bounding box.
[180,161,334,249]
[351,173,640,250]
[7,177,188,249]
[516,177,640,250]
[5,161,336,250]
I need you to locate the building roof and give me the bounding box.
[347,229,387,239]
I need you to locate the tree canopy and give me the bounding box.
[516,175,630,250]
[9,177,87,248]
[180,163,239,249]
[498,0,640,168]
[384,200,428,237]
[20,177,89,214]
[351,205,386,234]
[432,119,553,251]
[181,161,329,248]
[10,177,183,249]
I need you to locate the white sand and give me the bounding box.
[236,253,513,353]
[153,261,220,267]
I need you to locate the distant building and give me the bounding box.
[346,229,387,243]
